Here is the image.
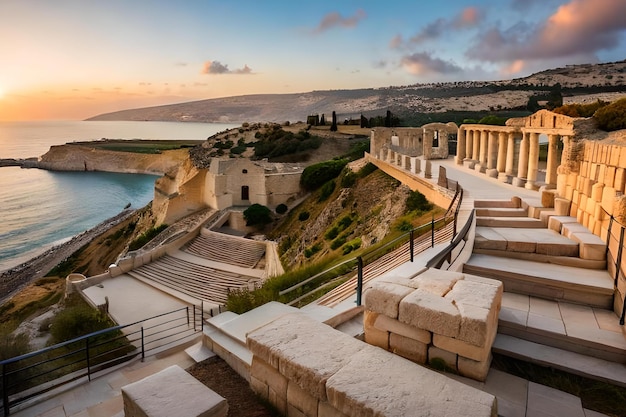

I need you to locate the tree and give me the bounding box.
[594,98,626,131]
[385,110,392,127]
[330,111,338,132]
[360,114,369,128]
[320,114,326,125]
[243,204,272,226]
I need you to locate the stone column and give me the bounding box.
[486,131,498,177]
[466,129,474,159]
[505,132,516,176]
[514,132,529,187]
[525,132,540,190]
[472,129,480,161]
[478,130,488,172]
[423,129,434,160]
[497,132,508,182]
[545,134,559,187]
[456,128,466,165]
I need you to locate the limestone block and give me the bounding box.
[121,365,228,417]
[579,194,588,214]
[375,264,427,282]
[142,251,152,265]
[445,279,502,311]
[598,164,607,185]
[389,332,428,363]
[428,346,458,372]
[589,165,598,183]
[615,168,625,193]
[458,354,492,382]
[592,183,604,202]
[250,375,269,400]
[511,196,522,208]
[373,313,431,344]
[364,310,390,350]
[605,166,616,188]
[288,381,319,417]
[541,190,556,208]
[432,333,493,363]
[585,197,596,215]
[554,197,571,216]
[398,289,461,338]
[133,255,144,269]
[610,145,621,166]
[411,268,464,296]
[584,178,594,196]
[580,163,588,180]
[566,172,577,188]
[571,232,606,261]
[576,208,584,224]
[572,189,580,206]
[269,387,287,416]
[556,174,567,197]
[582,212,590,229]
[108,264,122,277]
[317,401,349,417]
[246,313,366,402]
[325,348,497,417]
[363,281,414,319]
[565,184,574,201]
[456,303,497,347]
[601,187,617,214]
[118,257,134,273]
[250,357,287,398]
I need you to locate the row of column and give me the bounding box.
[456,128,564,189]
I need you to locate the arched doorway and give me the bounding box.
[241,186,249,201]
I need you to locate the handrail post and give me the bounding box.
[186,306,190,326]
[356,257,364,306]
[193,305,196,331]
[409,230,414,262]
[141,327,145,362]
[606,215,614,258]
[615,227,624,288]
[86,338,91,382]
[2,363,8,417]
[431,215,435,247]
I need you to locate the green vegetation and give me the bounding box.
[300,159,348,190]
[275,203,288,215]
[593,97,626,131]
[128,224,168,251]
[0,324,30,361]
[252,125,322,159]
[243,204,272,226]
[46,245,89,277]
[298,211,310,221]
[553,100,609,118]
[50,302,111,344]
[406,190,433,212]
[78,140,202,154]
[318,180,336,202]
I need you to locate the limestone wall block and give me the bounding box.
[364,310,390,350]
[555,198,571,216]
[589,164,598,182]
[428,346,458,372]
[456,304,495,347]
[585,196,596,215]
[605,166,617,188]
[615,196,626,224]
[598,164,607,185]
[288,381,319,417]
[566,172,577,188]
[572,189,581,207]
[250,357,287,398]
[592,183,605,202]
[584,178,594,196]
[541,190,556,208]
[582,212,590,229]
[132,255,144,269]
[458,354,492,382]
[247,313,366,402]
[556,174,567,197]
[269,387,287,416]
[250,375,269,400]
[374,313,431,344]
[615,168,625,193]
[325,348,497,417]
[317,401,349,417]
[117,257,134,273]
[399,289,461,338]
[571,232,606,261]
[363,281,414,319]
[580,163,588,181]
[389,333,428,363]
[432,333,492,362]
[108,264,122,278]
[142,252,152,265]
[610,145,621,166]
[445,279,502,311]
[411,268,464,296]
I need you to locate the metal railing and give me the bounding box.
[1,305,203,416]
[282,183,464,307]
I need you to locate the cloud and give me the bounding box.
[467,0,626,62]
[389,34,403,49]
[201,61,254,75]
[410,18,446,44]
[403,7,482,46]
[314,9,366,33]
[401,52,463,75]
[452,7,482,28]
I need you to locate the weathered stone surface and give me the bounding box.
[363,281,414,319]
[571,232,606,261]
[374,313,431,344]
[432,333,492,362]
[547,215,577,233]
[398,289,461,338]
[288,381,319,417]
[247,313,366,401]
[456,303,495,347]
[428,346,458,371]
[541,189,556,208]
[389,333,428,363]
[458,354,492,382]
[318,401,350,417]
[250,375,268,399]
[325,348,497,417]
[250,357,287,398]
[411,268,464,296]
[121,365,228,417]
[364,310,389,349]
[445,279,502,311]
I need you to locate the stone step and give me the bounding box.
[497,293,626,363]
[475,207,528,218]
[184,341,216,363]
[476,216,546,228]
[473,248,607,270]
[493,334,626,388]
[474,227,579,257]
[474,198,520,208]
[463,254,614,308]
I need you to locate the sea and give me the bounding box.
[0,120,239,272]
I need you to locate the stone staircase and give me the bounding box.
[463,198,626,386]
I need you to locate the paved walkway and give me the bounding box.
[11,156,617,417]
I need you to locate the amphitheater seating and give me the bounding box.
[183,231,266,268]
[128,255,260,305]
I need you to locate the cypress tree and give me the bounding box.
[330,111,338,132]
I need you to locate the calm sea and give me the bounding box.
[0,120,239,272]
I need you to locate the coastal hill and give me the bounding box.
[87,60,626,124]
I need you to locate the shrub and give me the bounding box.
[406,190,432,212]
[230,145,246,154]
[330,234,348,250]
[396,219,413,232]
[243,204,272,226]
[275,203,288,214]
[358,162,378,178]
[298,211,310,221]
[0,325,29,360]
[304,243,322,258]
[318,180,336,202]
[337,215,353,230]
[50,305,110,343]
[301,159,348,190]
[594,98,626,131]
[341,171,357,188]
[342,237,362,255]
[554,100,608,118]
[128,224,168,251]
[325,226,340,240]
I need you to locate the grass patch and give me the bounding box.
[128,224,168,251]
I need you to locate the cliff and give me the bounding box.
[37,144,190,175]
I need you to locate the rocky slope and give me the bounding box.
[87,61,626,124]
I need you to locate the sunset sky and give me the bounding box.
[1,0,625,121]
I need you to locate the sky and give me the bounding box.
[0,0,625,121]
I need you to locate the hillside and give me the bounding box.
[87,61,626,125]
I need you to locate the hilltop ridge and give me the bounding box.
[87,60,626,125]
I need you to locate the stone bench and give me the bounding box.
[247,312,496,417]
[121,365,228,417]
[363,268,503,382]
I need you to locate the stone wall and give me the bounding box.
[246,312,497,417]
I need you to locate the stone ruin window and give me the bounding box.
[433,131,439,148]
[242,169,248,174]
[241,186,249,200]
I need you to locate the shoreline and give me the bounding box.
[0,209,135,305]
